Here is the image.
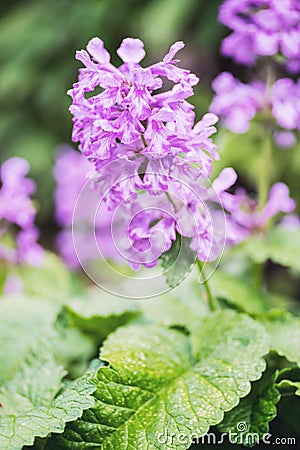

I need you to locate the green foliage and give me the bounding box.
[218,371,280,447]
[59,289,139,340]
[11,252,72,302]
[244,227,300,272]
[160,234,196,288]
[210,271,267,315]
[47,311,268,449]
[0,297,58,385]
[0,374,95,450]
[139,275,209,328]
[260,311,300,366]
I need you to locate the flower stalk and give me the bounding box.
[197,260,220,311]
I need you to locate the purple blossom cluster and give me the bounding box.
[219,0,300,70]
[68,37,235,268]
[210,72,300,147]
[0,157,43,266]
[210,72,265,134]
[222,182,297,244]
[68,38,219,181]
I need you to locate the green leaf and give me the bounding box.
[0,296,95,386]
[12,252,72,302]
[47,311,269,450]
[53,328,95,379]
[210,271,266,315]
[276,367,300,396]
[244,227,300,272]
[0,341,66,416]
[0,374,95,450]
[218,371,280,447]
[160,233,197,288]
[276,379,300,396]
[0,297,58,385]
[59,289,139,340]
[260,310,300,367]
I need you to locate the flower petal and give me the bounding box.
[117,38,145,63]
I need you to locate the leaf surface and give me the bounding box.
[218,372,280,447]
[48,311,269,450]
[260,311,300,366]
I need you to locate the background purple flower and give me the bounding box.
[54,146,123,269]
[224,182,297,244]
[0,157,43,266]
[219,0,300,68]
[210,72,300,147]
[209,72,265,133]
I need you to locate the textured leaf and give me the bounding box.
[210,271,266,315]
[0,342,66,416]
[0,374,95,450]
[218,371,280,447]
[0,296,94,386]
[0,297,57,385]
[60,289,139,339]
[47,311,269,450]
[160,233,196,288]
[260,311,300,366]
[244,227,300,272]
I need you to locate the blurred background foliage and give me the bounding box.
[1,0,299,246]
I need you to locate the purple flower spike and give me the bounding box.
[210,72,300,147]
[209,72,265,134]
[0,157,43,266]
[219,0,300,69]
[68,37,242,269]
[68,37,218,176]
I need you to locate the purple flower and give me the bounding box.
[219,0,300,68]
[272,78,300,130]
[68,37,237,269]
[3,274,23,296]
[54,146,123,269]
[210,72,300,147]
[273,131,297,149]
[0,157,43,266]
[68,37,218,175]
[281,214,300,231]
[209,72,265,133]
[222,181,297,244]
[116,193,176,270]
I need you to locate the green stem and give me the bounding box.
[165,192,177,211]
[258,64,274,209]
[197,260,220,311]
[141,134,147,148]
[258,130,272,209]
